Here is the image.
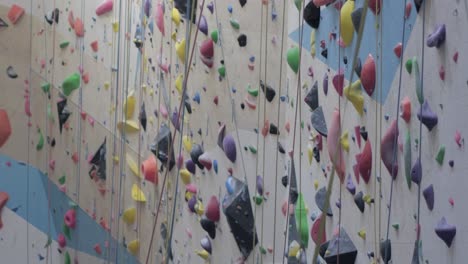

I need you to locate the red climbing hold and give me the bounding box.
[311,214,326,245]
[7,4,24,25]
[405,3,412,19]
[90,41,99,52]
[400,96,411,123]
[332,71,344,97]
[361,54,376,97]
[94,243,102,255]
[453,52,459,63]
[369,0,382,15]
[0,109,12,148]
[439,66,445,81]
[394,43,402,58]
[381,120,399,179]
[356,141,372,184]
[0,192,9,229]
[205,196,220,222]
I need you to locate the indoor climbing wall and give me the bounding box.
[1,0,468,264]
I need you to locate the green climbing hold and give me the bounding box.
[404,131,412,189]
[253,195,263,205]
[301,121,304,129]
[63,224,71,240]
[295,193,309,248]
[60,41,70,49]
[211,30,218,43]
[294,0,302,11]
[69,200,78,209]
[413,57,423,104]
[218,65,226,77]
[259,246,267,255]
[392,223,400,230]
[287,46,300,74]
[47,103,54,121]
[44,236,52,248]
[435,146,445,165]
[36,130,44,151]
[64,251,71,264]
[230,18,240,30]
[41,82,50,94]
[62,73,81,96]
[58,174,66,185]
[246,85,259,97]
[248,145,257,154]
[405,59,413,74]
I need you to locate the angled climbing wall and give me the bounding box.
[1,0,468,263]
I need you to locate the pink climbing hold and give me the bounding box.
[454,130,462,147]
[160,105,168,119]
[141,155,158,185]
[311,214,326,245]
[361,54,376,97]
[453,51,459,63]
[381,120,399,179]
[94,243,102,255]
[356,141,372,184]
[72,152,79,164]
[400,96,411,123]
[24,96,31,117]
[332,71,344,97]
[439,66,445,81]
[0,110,12,148]
[205,196,220,222]
[155,3,165,35]
[394,43,402,58]
[64,209,76,229]
[49,160,56,170]
[405,2,412,19]
[213,96,219,105]
[58,234,66,248]
[95,0,113,16]
[448,197,454,206]
[261,120,269,137]
[199,39,214,68]
[327,109,346,183]
[0,192,9,229]
[74,18,85,37]
[7,4,24,25]
[369,0,382,15]
[186,183,197,194]
[313,0,334,7]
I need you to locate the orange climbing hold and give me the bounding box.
[141,155,158,185]
[0,110,12,148]
[7,4,24,25]
[90,41,99,52]
[74,18,85,37]
[0,192,9,229]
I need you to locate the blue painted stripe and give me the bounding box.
[289,0,418,104]
[0,154,140,264]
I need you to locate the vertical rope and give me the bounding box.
[271,0,287,261]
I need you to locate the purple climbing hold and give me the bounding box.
[346,174,356,195]
[256,175,264,196]
[411,158,422,185]
[207,2,214,14]
[435,217,456,247]
[144,0,151,17]
[417,100,438,131]
[423,184,434,211]
[200,236,212,254]
[186,159,196,174]
[223,134,237,163]
[427,24,446,48]
[199,15,208,35]
[188,195,197,213]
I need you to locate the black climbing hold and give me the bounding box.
[239,0,247,7]
[355,57,362,78]
[237,34,247,47]
[319,228,357,263]
[360,126,368,141]
[303,1,320,29]
[89,138,107,180]
[45,8,59,25]
[6,66,18,79]
[315,187,333,216]
[304,81,319,111]
[278,142,285,154]
[151,123,176,171]
[351,7,363,33]
[0,17,8,27]
[190,144,205,169]
[311,106,328,137]
[174,0,198,23]
[414,0,423,13]
[281,175,288,187]
[354,191,365,213]
[57,99,71,134]
[200,217,216,239]
[240,103,245,110]
[313,146,320,162]
[269,123,279,135]
[321,48,328,59]
[260,81,276,102]
[380,239,392,264]
[343,56,348,65]
[139,103,147,131]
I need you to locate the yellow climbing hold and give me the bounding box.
[172,8,181,26]
[175,74,184,95]
[127,239,140,255]
[112,22,119,32]
[126,154,141,178]
[123,90,136,119]
[196,249,210,260]
[344,80,364,115]
[185,191,194,201]
[358,229,366,239]
[340,0,355,46]
[113,156,119,163]
[176,39,186,62]
[104,82,110,90]
[195,200,204,216]
[131,184,146,202]
[310,29,316,57]
[122,207,136,224]
[117,120,140,133]
[288,240,301,257]
[340,130,350,152]
[307,144,313,165]
[180,169,192,185]
[183,135,192,152]
[314,179,319,190]
[363,194,373,204]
